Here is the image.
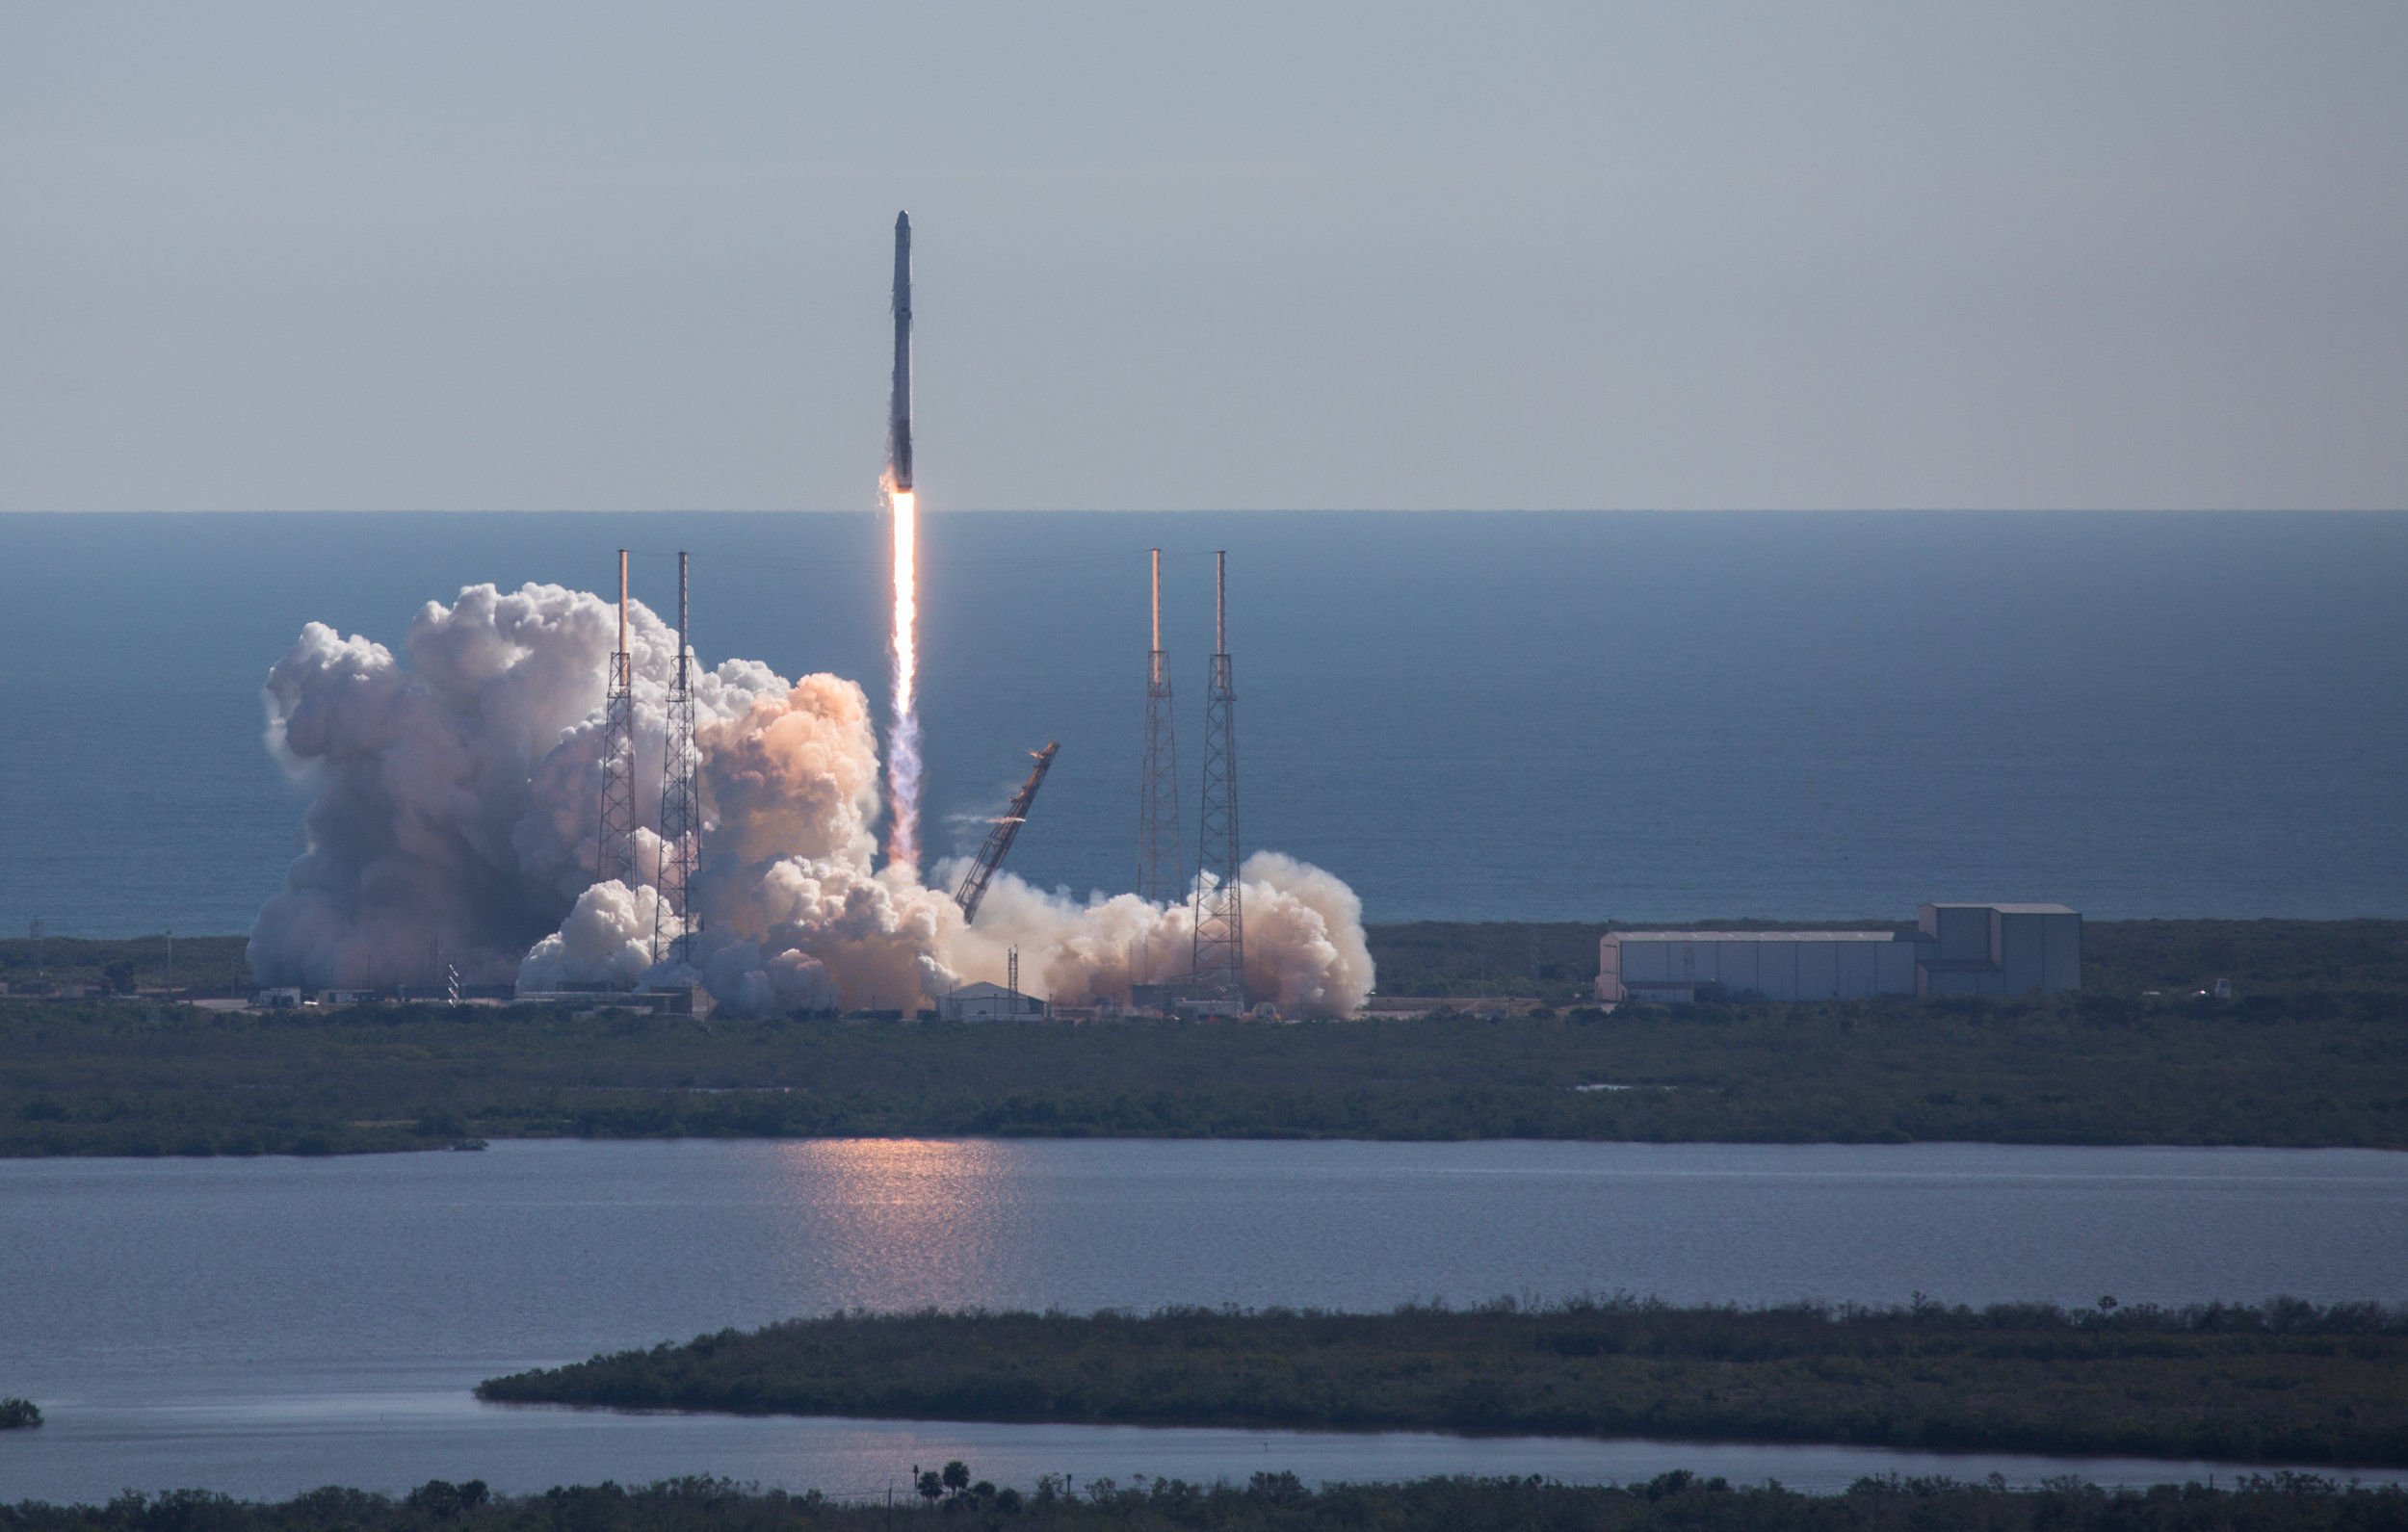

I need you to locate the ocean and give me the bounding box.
[2,509,2402,939]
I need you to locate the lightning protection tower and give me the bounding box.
[1138,549,1182,914]
[653,551,699,965]
[597,549,640,890]
[1191,550,1243,998]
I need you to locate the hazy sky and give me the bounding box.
[3,2,2402,511]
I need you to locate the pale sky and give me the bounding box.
[3,2,2402,512]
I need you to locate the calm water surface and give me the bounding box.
[4,1138,2406,1502]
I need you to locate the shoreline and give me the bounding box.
[475,1301,2408,1471]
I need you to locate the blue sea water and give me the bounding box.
[1,509,2402,938]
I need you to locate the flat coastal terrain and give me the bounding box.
[2,921,2402,1157]
[7,1470,2405,1531]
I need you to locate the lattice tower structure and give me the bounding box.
[1191,550,1243,997]
[1138,548,1183,919]
[597,549,640,891]
[653,551,699,965]
[955,742,1060,923]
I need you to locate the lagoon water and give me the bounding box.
[3,509,2406,938]
[4,1138,2406,1502]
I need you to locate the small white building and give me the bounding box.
[939,981,1050,1022]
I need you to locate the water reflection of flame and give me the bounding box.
[771,1139,1027,1311]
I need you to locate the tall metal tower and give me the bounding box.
[653,551,699,965]
[597,549,639,889]
[1191,550,1243,997]
[1138,549,1182,913]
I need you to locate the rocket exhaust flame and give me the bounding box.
[883,212,920,868]
[886,483,920,869]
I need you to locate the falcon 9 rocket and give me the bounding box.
[887,211,913,492]
[883,212,921,868]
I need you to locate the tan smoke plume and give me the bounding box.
[253,580,1375,1018]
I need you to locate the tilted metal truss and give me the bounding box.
[955,742,1060,924]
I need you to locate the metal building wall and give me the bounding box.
[1916,903,2082,996]
[1600,907,2080,1005]
[1924,905,1992,962]
[1601,933,1921,1004]
[2000,911,2046,994]
[1871,945,1906,993]
[2041,912,2081,991]
[1720,941,1761,997]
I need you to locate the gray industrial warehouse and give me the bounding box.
[938,981,1051,1021]
[1596,901,2081,1004]
[1917,902,2082,996]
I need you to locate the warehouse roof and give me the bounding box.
[945,980,1040,1000]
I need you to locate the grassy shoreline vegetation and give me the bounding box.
[477,1301,2408,1470]
[8,1473,2408,1532]
[0,934,249,999]
[1,921,2402,1156]
[3,995,2403,1156]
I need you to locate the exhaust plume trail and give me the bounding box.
[886,484,920,869]
[884,210,920,869]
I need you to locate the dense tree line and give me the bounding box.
[477,1299,2408,1468]
[7,1470,2407,1532]
[6,982,2407,1155]
[0,935,249,998]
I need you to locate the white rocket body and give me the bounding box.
[887,211,912,492]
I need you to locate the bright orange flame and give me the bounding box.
[886,486,920,868]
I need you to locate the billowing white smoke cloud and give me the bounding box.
[251,581,1375,1018]
[250,583,783,989]
[948,852,1374,1017]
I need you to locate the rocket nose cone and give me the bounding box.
[896,210,909,233]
